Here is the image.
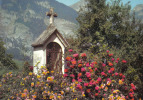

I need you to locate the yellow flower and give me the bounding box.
[82,93,85,97]
[42,72,47,75]
[21,93,26,98]
[9,72,12,75]
[75,81,78,84]
[0,84,2,87]
[49,95,54,99]
[61,91,64,95]
[37,75,41,79]
[51,71,54,73]
[46,84,49,87]
[23,78,26,81]
[58,96,61,99]
[32,95,37,98]
[113,90,119,94]
[31,82,34,87]
[23,89,28,93]
[43,95,46,99]
[36,81,40,85]
[102,98,105,100]
[29,72,33,76]
[119,79,123,85]
[73,88,75,92]
[47,77,53,81]
[20,82,24,86]
[11,96,14,99]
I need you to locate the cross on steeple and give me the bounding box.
[46,8,57,24]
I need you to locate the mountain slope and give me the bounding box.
[0,0,78,60]
[70,0,86,12]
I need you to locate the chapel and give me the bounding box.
[31,8,69,74]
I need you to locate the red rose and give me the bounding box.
[68,49,73,52]
[108,62,113,66]
[109,53,113,57]
[64,69,68,73]
[110,67,115,71]
[81,53,86,57]
[122,60,127,63]
[73,54,79,58]
[95,93,98,96]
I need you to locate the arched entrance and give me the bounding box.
[46,42,62,73]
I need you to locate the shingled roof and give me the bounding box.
[31,24,58,47]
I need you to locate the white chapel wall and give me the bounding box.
[33,47,45,74]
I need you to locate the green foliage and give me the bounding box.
[76,0,143,98]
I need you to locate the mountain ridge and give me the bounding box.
[0,0,78,60]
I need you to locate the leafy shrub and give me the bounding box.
[0,49,139,100]
[64,49,137,100]
[0,66,82,100]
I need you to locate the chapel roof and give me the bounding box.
[31,24,57,47]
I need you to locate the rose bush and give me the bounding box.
[64,49,137,100]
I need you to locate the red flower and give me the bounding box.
[130,89,133,92]
[77,84,82,90]
[115,72,118,76]
[64,69,68,73]
[111,58,115,62]
[95,68,98,71]
[101,72,105,76]
[86,72,91,78]
[71,60,76,65]
[63,74,68,77]
[66,57,72,61]
[119,73,123,77]
[122,60,127,63]
[117,58,120,61]
[109,53,113,57]
[89,69,93,72]
[102,63,106,67]
[97,77,102,82]
[86,63,90,67]
[29,66,33,71]
[110,67,115,71]
[78,73,82,77]
[112,74,114,76]
[78,78,82,82]
[106,50,109,53]
[73,54,79,58]
[70,74,75,78]
[86,89,91,93]
[68,49,73,52]
[131,83,135,87]
[81,53,86,57]
[84,83,89,87]
[70,65,74,68]
[122,75,125,79]
[108,62,113,66]
[81,67,85,72]
[78,64,82,68]
[72,79,75,82]
[95,86,99,90]
[95,93,98,96]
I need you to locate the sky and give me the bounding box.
[56,0,143,9]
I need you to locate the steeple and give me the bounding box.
[46,8,57,24]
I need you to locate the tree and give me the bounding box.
[0,39,18,72]
[76,0,143,98]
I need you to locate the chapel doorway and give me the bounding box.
[46,42,62,73]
